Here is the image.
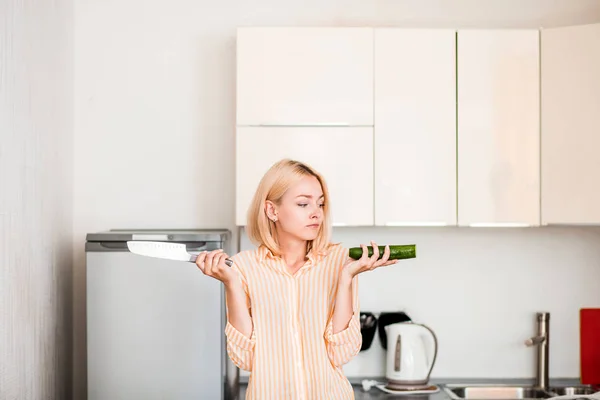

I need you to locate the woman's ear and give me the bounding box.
[264,200,278,222]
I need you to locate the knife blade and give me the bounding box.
[126,241,233,266]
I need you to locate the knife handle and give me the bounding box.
[188,253,233,267]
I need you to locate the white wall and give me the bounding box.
[73,0,600,398]
[0,0,73,399]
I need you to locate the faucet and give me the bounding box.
[525,312,550,390]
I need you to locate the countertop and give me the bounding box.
[239,377,584,400]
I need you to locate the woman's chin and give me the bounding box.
[294,230,319,241]
[304,233,320,241]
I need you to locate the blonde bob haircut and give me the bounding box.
[246,159,333,258]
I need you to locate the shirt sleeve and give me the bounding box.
[224,257,255,371]
[324,268,362,367]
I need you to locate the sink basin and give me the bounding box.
[444,384,554,400]
[548,386,597,396]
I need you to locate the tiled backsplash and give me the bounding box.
[239,226,600,379]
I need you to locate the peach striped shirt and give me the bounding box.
[225,243,361,399]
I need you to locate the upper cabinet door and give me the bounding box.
[374,29,457,226]
[457,29,540,227]
[541,23,600,225]
[236,27,373,126]
[235,127,374,226]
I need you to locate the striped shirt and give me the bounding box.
[225,243,361,400]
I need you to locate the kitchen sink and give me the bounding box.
[444,384,597,400]
[444,385,554,400]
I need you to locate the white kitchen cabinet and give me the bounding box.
[236,27,373,126]
[374,28,457,226]
[457,29,540,227]
[541,23,600,225]
[235,127,373,226]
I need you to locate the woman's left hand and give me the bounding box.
[342,241,398,278]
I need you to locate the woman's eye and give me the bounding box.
[297,203,324,208]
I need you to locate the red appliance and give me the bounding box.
[580,308,600,385]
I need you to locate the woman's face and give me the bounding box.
[268,175,325,242]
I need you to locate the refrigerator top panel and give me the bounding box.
[86,229,231,243]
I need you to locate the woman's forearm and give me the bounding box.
[331,271,354,334]
[225,281,254,338]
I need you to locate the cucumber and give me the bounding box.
[348,245,416,260]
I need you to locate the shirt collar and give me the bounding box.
[257,244,324,265]
[257,245,276,262]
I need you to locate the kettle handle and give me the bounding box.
[421,324,438,381]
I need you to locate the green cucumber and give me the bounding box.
[348,245,416,260]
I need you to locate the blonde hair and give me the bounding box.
[246,159,333,258]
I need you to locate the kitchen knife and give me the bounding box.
[126,241,233,266]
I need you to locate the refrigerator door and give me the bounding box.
[86,236,224,400]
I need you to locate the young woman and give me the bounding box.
[196,159,398,399]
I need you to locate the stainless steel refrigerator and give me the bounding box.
[85,229,237,400]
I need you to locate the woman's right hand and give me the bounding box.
[195,249,238,286]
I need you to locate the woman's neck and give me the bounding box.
[276,233,308,267]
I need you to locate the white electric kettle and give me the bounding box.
[384,321,438,390]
